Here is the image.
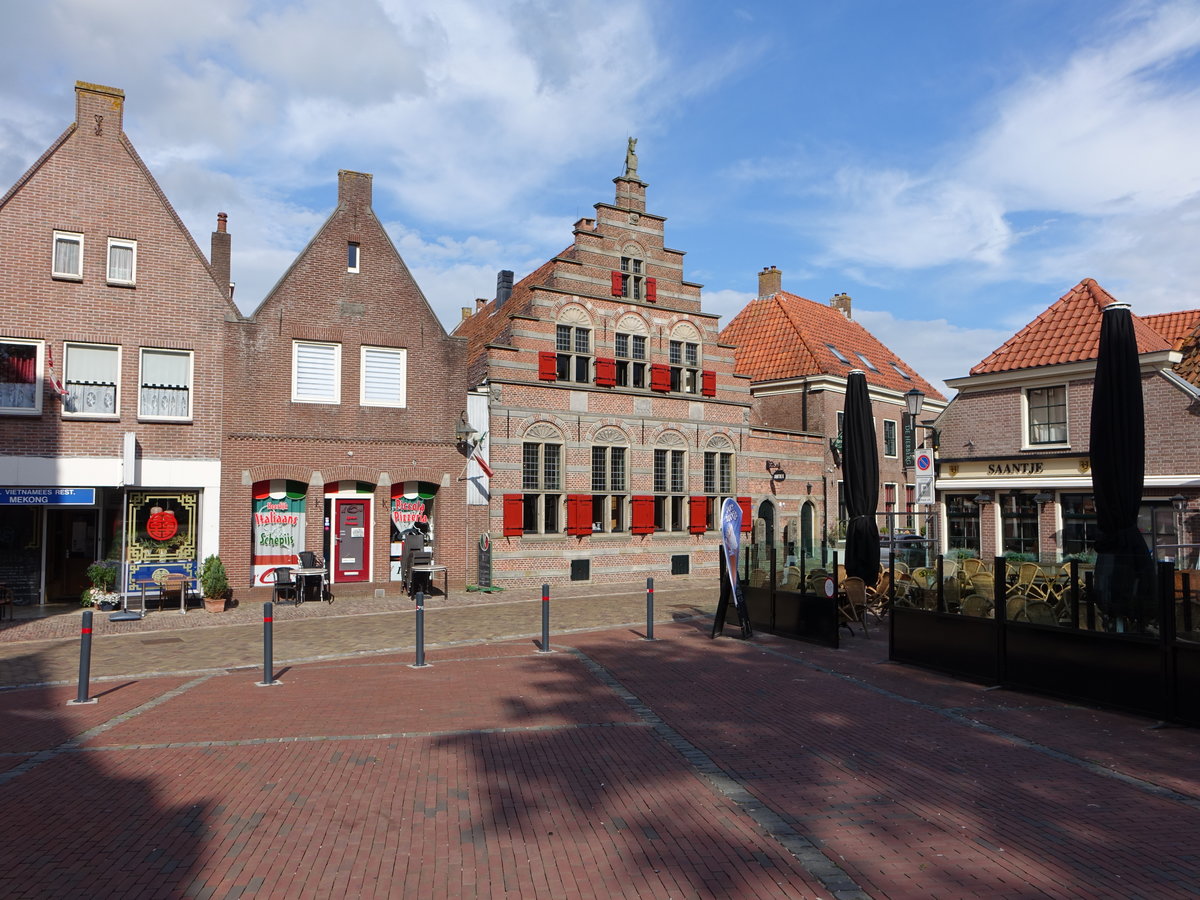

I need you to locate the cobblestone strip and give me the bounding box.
[766,644,1200,812]
[567,646,872,900]
[0,673,215,787]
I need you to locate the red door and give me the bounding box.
[333,499,370,583]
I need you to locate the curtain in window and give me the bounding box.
[0,344,37,408]
[109,243,134,281]
[65,345,117,414]
[141,350,190,417]
[54,236,80,275]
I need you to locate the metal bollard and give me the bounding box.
[257,601,281,686]
[413,592,429,667]
[69,610,98,705]
[645,577,655,641]
[539,583,551,652]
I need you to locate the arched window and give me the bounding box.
[614,313,649,389]
[702,435,736,530]
[653,431,688,532]
[555,306,592,384]
[668,322,702,394]
[590,426,629,532]
[521,423,563,534]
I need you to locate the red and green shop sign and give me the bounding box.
[253,479,307,585]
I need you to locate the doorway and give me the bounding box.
[333,499,370,583]
[45,508,97,603]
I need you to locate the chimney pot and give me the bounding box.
[216,212,227,233]
[830,292,852,319]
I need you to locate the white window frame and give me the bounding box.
[590,443,628,533]
[0,338,44,415]
[360,346,407,408]
[882,419,898,458]
[292,340,341,404]
[107,237,137,286]
[63,342,120,418]
[1023,384,1069,448]
[138,348,193,421]
[52,231,83,280]
[347,242,360,273]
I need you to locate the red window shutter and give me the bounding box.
[611,271,623,296]
[646,277,657,303]
[538,350,558,381]
[688,496,708,534]
[567,494,592,536]
[503,494,524,536]
[631,495,656,534]
[737,496,752,532]
[650,363,671,392]
[701,370,716,397]
[594,357,616,387]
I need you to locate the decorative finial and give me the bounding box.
[624,137,638,178]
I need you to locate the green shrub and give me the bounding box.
[200,555,230,599]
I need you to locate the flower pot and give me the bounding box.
[203,597,226,613]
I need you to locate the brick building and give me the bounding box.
[934,278,1200,565]
[720,269,947,551]
[0,82,236,605]
[221,170,469,593]
[453,146,825,589]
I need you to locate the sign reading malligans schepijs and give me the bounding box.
[0,487,96,505]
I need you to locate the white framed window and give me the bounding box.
[591,437,628,532]
[668,322,703,394]
[347,242,360,273]
[654,443,688,532]
[1025,385,1067,446]
[522,430,563,534]
[0,338,44,414]
[555,306,593,384]
[53,231,83,280]
[64,342,119,417]
[139,348,192,420]
[292,340,341,404]
[620,255,644,300]
[703,442,736,531]
[360,346,406,407]
[107,238,137,285]
[883,419,898,457]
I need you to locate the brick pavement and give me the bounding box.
[0,581,1198,899]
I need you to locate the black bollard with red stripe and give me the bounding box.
[538,583,551,652]
[645,577,655,641]
[72,610,96,704]
[258,601,281,686]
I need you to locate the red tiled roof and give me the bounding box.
[720,291,945,399]
[970,279,1171,375]
[1142,309,1200,351]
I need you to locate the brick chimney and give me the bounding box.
[830,292,852,319]
[461,306,472,321]
[758,265,782,298]
[495,270,514,307]
[210,212,232,300]
[337,170,373,209]
[75,81,124,140]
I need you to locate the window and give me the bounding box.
[905,483,915,529]
[702,447,735,530]
[554,309,593,383]
[292,340,340,403]
[668,340,701,393]
[1000,492,1038,557]
[107,238,136,285]
[654,446,687,532]
[826,343,850,364]
[946,494,981,556]
[360,346,406,407]
[882,419,898,457]
[615,332,647,388]
[890,361,912,381]
[53,231,83,280]
[883,483,897,514]
[620,256,644,300]
[139,348,191,419]
[854,351,879,372]
[64,343,118,416]
[347,242,360,273]
[1062,493,1097,558]
[591,439,627,532]
[522,439,562,533]
[0,339,42,414]
[1027,386,1067,445]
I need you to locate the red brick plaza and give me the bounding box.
[1,602,1198,899]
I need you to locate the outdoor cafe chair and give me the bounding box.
[959,557,985,579]
[960,594,993,618]
[271,567,298,605]
[1024,600,1059,626]
[839,576,869,637]
[1008,562,1050,602]
[1006,595,1030,622]
[865,571,892,622]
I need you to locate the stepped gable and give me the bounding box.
[970,278,1171,375]
[721,290,944,399]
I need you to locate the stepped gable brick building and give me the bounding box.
[0,81,237,606]
[222,170,468,593]
[721,268,947,545]
[935,277,1200,564]
[454,145,824,588]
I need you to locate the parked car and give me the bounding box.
[880,532,930,569]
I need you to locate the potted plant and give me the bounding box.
[200,554,229,613]
[82,560,120,610]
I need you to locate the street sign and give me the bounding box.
[914,449,935,505]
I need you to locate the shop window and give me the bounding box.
[0,339,42,414]
[1000,492,1038,557]
[53,231,83,280]
[946,494,981,556]
[1026,385,1067,445]
[1061,493,1097,558]
[360,346,407,408]
[292,340,341,403]
[251,480,309,585]
[64,342,118,417]
[139,348,192,420]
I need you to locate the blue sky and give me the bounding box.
[3,1,1200,396]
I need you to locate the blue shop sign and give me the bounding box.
[0,488,97,505]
